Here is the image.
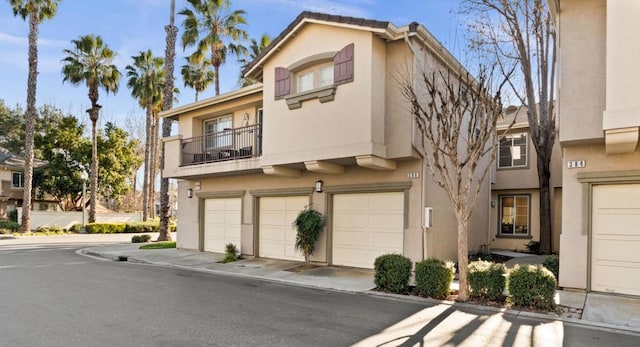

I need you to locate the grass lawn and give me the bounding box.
[139,241,176,250]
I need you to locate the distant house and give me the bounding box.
[160,12,492,269]
[489,105,562,253]
[0,150,55,219]
[548,0,640,297]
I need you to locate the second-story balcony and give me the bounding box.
[180,124,262,167]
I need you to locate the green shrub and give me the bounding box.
[543,255,559,281]
[293,208,325,265]
[125,222,159,233]
[68,224,83,233]
[222,243,238,263]
[415,257,455,299]
[85,223,127,234]
[35,225,65,234]
[131,234,151,243]
[524,240,540,254]
[8,210,17,222]
[374,254,412,293]
[0,220,20,233]
[468,260,507,302]
[508,264,557,310]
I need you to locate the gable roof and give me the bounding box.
[243,11,466,82]
[0,149,47,170]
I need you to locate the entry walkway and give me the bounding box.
[77,243,640,334]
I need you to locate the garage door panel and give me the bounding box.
[259,196,307,261]
[592,184,640,296]
[332,192,404,269]
[204,198,241,253]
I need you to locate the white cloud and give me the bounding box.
[0,32,68,47]
[249,0,372,18]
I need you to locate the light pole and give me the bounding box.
[80,171,88,233]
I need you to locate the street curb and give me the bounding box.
[78,248,640,336]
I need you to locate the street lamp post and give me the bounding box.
[80,171,88,233]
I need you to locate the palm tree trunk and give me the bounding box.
[214,64,220,96]
[142,105,152,221]
[20,10,39,233]
[158,0,177,242]
[89,117,98,223]
[149,112,158,219]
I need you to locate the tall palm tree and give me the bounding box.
[179,0,248,96]
[181,56,214,101]
[158,0,178,242]
[10,0,60,232]
[238,33,271,87]
[125,50,165,222]
[61,34,121,223]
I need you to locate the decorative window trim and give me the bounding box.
[285,85,336,110]
[498,194,530,237]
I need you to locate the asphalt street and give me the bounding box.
[1,242,639,346]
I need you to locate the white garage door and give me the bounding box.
[203,198,241,253]
[592,184,640,296]
[332,192,404,269]
[259,196,308,261]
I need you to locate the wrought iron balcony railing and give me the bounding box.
[180,124,262,166]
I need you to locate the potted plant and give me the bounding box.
[293,206,325,266]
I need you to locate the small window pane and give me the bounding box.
[297,72,314,93]
[500,195,529,236]
[12,172,22,188]
[318,66,334,87]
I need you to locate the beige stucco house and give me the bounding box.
[161,12,491,269]
[489,106,563,254]
[548,0,640,297]
[0,150,54,219]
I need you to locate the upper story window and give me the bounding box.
[204,115,233,149]
[12,172,23,188]
[296,64,334,93]
[498,132,528,169]
[274,43,354,109]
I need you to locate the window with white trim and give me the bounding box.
[204,115,233,149]
[498,132,528,168]
[12,172,23,188]
[499,195,529,236]
[295,64,334,93]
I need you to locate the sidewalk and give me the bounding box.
[79,243,640,335]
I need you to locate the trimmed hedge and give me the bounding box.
[131,234,152,243]
[374,254,412,293]
[80,222,177,234]
[0,220,20,233]
[468,260,507,302]
[508,264,557,310]
[543,255,559,281]
[415,257,455,300]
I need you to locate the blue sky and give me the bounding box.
[0,0,465,128]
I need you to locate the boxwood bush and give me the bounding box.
[543,255,559,281]
[508,264,557,310]
[0,220,20,233]
[85,223,127,234]
[468,260,506,302]
[414,257,455,300]
[131,234,152,243]
[374,253,412,293]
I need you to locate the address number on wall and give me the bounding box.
[567,160,586,169]
[407,172,420,179]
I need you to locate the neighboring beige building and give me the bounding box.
[0,150,55,219]
[161,12,492,269]
[489,105,562,254]
[549,0,640,296]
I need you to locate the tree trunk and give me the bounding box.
[456,215,470,302]
[142,105,152,222]
[158,2,177,242]
[89,117,98,223]
[537,154,553,254]
[20,11,39,233]
[148,113,157,219]
[214,64,220,96]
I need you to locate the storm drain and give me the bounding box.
[117,256,129,262]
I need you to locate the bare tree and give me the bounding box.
[158,0,178,241]
[402,65,509,301]
[463,0,556,254]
